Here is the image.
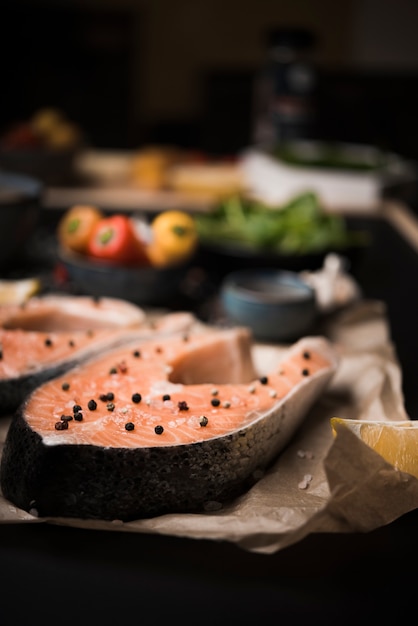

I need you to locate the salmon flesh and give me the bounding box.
[0,294,196,415]
[0,328,338,521]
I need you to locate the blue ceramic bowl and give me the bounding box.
[220,269,317,342]
[58,247,190,307]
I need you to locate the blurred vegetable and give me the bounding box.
[1,108,82,151]
[147,210,198,267]
[58,205,103,254]
[88,214,150,266]
[195,192,367,255]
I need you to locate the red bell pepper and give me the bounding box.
[87,214,149,266]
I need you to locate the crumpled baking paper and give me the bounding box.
[1,299,417,554]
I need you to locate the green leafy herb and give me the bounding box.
[195,192,368,255]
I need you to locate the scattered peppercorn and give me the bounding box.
[100,392,114,402]
[73,404,82,413]
[133,350,141,358]
[162,394,171,401]
[68,340,75,347]
[132,393,142,403]
[178,400,189,411]
[211,398,220,407]
[125,422,135,431]
[302,369,310,377]
[259,376,268,385]
[199,415,208,427]
[74,412,83,421]
[44,338,53,347]
[109,367,118,374]
[155,425,164,435]
[88,399,97,411]
[55,420,68,430]
[0,349,3,360]
[303,351,311,360]
[60,414,73,421]
[106,402,115,412]
[61,382,70,391]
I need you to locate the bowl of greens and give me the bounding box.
[195,192,368,276]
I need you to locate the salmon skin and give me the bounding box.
[0,294,196,415]
[0,329,339,521]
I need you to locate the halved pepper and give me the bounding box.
[87,214,149,266]
[58,205,103,254]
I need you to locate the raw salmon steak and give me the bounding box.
[0,328,339,521]
[0,294,196,415]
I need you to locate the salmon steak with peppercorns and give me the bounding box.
[0,294,197,415]
[0,327,338,521]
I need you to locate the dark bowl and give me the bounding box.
[196,238,365,280]
[0,147,77,186]
[58,247,192,307]
[220,268,318,343]
[197,240,328,274]
[0,169,42,269]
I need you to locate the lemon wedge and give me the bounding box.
[331,417,418,479]
[0,278,41,306]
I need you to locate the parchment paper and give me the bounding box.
[1,299,417,554]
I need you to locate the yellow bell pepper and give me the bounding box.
[147,210,198,267]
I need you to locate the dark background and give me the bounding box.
[2,0,418,159]
[1,3,418,624]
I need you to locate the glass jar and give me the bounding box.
[252,28,317,150]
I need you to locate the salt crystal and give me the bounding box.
[297,449,314,459]
[298,473,313,490]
